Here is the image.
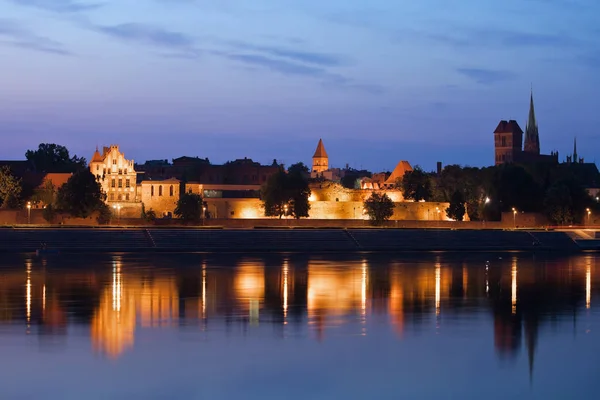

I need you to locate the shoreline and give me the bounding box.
[0,226,595,254]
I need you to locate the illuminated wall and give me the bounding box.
[89,145,139,204]
[140,179,180,217]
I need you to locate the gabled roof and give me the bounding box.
[91,147,104,163]
[494,120,523,134]
[313,139,328,158]
[384,161,413,185]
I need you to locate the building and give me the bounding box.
[494,91,558,166]
[90,145,139,204]
[311,139,329,176]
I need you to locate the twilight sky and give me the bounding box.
[1,0,599,171]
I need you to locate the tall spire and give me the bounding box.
[524,88,540,154]
[573,137,578,163]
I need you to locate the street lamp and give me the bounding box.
[284,204,288,218]
[587,208,591,225]
[27,202,31,224]
[485,197,490,204]
[512,207,517,228]
[436,207,440,220]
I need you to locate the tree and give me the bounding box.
[543,178,592,225]
[141,203,156,222]
[364,192,395,225]
[287,170,311,219]
[0,166,22,209]
[261,168,311,219]
[446,190,466,221]
[96,203,112,225]
[56,169,105,218]
[401,166,432,201]
[42,204,57,223]
[175,193,203,222]
[32,179,56,207]
[485,164,543,215]
[288,162,310,177]
[25,143,87,173]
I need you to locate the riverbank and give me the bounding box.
[0,227,593,253]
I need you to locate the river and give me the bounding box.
[0,252,598,399]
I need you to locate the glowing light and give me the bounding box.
[43,284,46,313]
[26,274,31,324]
[112,263,122,312]
[202,263,207,318]
[511,259,517,314]
[435,263,441,315]
[308,193,316,202]
[283,261,289,320]
[586,262,591,309]
[462,266,468,297]
[361,262,368,335]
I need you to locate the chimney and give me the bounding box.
[437,162,442,175]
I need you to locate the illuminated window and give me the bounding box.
[124,169,127,175]
[125,193,130,201]
[113,159,116,165]
[111,179,115,188]
[151,185,154,196]
[110,193,114,201]
[169,185,174,196]
[118,169,122,175]
[125,179,130,188]
[118,194,122,201]
[159,185,163,196]
[118,179,123,188]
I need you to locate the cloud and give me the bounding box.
[227,41,346,67]
[223,53,327,76]
[0,18,72,55]
[94,23,196,48]
[456,68,515,85]
[401,26,577,49]
[8,0,101,13]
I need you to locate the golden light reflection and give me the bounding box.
[91,261,135,359]
[234,262,265,322]
[511,258,517,314]
[435,263,441,315]
[389,269,404,337]
[586,259,591,309]
[462,266,468,298]
[361,262,368,335]
[202,262,207,318]
[283,261,289,320]
[42,284,46,313]
[26,261,31,324]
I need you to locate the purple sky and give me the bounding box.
[1,0,599,171]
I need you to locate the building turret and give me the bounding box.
[312,139,329,174]
[524,89,540,155]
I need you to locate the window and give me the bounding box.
[118,179,123,188]
[169,185,174,196]
[125,179,130,188]
[118,169,122,175]
[151,186,154,196]
[111,179,116,188]
[113,159,116,165]
[110,193,114,201]
[159,185,163,196]
[125,193,130,201]
[124,169,127,175]
[118,194,122,201]
[96,165,99,171]
[501,137,506,147]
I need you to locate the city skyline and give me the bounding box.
[1,0,599,170]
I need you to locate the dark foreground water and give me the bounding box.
[0,252,599,399]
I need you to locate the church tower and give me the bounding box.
[524,89,540,155]
[312,139,329,174]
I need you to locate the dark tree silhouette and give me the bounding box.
[56,169,105,218]
[175,193,203,222]
[446,190,466,221]
[26,143,87,173]
[364,192,395,225]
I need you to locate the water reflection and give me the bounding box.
[1,253,599,396]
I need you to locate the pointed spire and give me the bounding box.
[313,138,328,158]
[524,88,540,154]
[573,137,578,162]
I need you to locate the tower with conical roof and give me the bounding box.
[311,139,329,174]
[524,89,540,155]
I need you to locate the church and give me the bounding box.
[493,91,559,166]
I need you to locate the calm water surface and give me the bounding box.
[0,252,599,399]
